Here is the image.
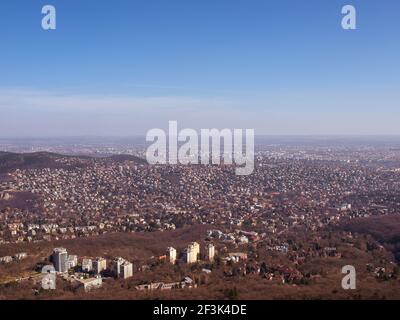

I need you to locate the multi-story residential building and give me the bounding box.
[93,257,107,274]
[184,242,200,264]
[120,261,133,279]
[67,255,78,269]
[112,257,133,279]
[82,258,93,272]
[112,257,123,278]
[166,247,177,264]
[53,247,68,272]
[192,242,200,262]
[206,243,215,262]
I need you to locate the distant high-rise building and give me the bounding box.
[206,243,215,262]
[184,248,195,264]
[120,262,133,279]
[112,257,133,279]
[82,258,93,272]
[67,255,78,269]
[191,242,200,261]
[185,242,200,264]
[93,257,107,274]
[112,257,123,278]
[53,247,68,273]
[166,247,177,264]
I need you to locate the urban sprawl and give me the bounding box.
[1,139,400,299]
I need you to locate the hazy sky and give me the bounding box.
[0,0,399,136]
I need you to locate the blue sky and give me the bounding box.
[0,0,399,136]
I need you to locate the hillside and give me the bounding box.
[340,214,400,261]
[108,154,148,165]
[0,152,76,173]
[0,151,147,174]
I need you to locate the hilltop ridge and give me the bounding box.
[0,151,147,174]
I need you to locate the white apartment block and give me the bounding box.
[112,257,133,279]
[82,258,93,272]
[206,243,215,262]
[185,242,200,264]
[166,247,177,264]
[120,262,133,279]
[93,257,107,274]
[67,255,78,269]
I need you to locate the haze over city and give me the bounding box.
[1,0,400,136]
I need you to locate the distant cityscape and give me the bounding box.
[1,137,400,299]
